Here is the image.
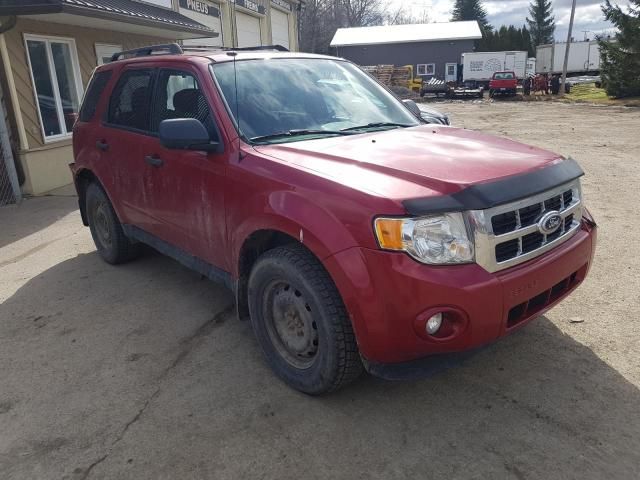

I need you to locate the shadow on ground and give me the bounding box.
[0,251,638,479]
[0,196,79,249]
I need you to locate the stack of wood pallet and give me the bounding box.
[390,66,411,86]
[361,65,415,89]
[361,64,398,86]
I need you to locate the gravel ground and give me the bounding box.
[1,101,639,480]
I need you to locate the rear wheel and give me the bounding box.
[248,244,363,394]
[86,183,140,264]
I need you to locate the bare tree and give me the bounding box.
[299,0,428,54]
[386,5,431,25]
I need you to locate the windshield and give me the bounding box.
[211,58,420,143]
[494,72,515,79]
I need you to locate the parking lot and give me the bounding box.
[1,101,639,480]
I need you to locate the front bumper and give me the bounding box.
[324,215,597,366]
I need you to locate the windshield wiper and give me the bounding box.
[340,122,414,132]
[250,129,354,143]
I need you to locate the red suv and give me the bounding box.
[71,44,597,394]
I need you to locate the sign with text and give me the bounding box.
[271,0,292,11]
[179,0,221,17]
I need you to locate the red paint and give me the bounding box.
[71,52,597,366]
[489,71,519,92]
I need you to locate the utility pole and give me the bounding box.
[560,0,577,97]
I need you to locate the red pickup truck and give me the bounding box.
[71,45,596,394]
[489,71,518,97]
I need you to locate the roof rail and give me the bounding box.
[110,43,184,62]
[180,44,290,53]
[233,45,289,52]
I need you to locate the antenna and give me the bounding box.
[229,1,242,160]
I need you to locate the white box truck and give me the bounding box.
[462,51,528,82]
[535,41,602,74]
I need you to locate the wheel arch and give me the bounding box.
[74,169,122,226]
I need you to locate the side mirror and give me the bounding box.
[158,118,222,153]
[402,99,422,119]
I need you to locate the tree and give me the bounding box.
[386,5,430,25]
[451,0,491,32]
[477,25,534,56]
[526,0,555,46]
[599,0,640,97]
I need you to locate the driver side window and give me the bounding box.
[151,69,217,140]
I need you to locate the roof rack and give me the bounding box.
[109,43,289,62]
[181,44,290,53]
[110,43,183,62]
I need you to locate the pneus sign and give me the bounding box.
[179,0,221,17]
[538,210,563,235]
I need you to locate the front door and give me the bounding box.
[445,63,457,82]
[140,67,227,267]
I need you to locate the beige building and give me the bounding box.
[0,0,301,196]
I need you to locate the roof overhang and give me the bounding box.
[332,36,483,47]
[0,0,216,39]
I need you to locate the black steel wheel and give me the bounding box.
[86,183,140,264]
[248,244,363,394]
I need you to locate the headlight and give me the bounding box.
[374,213,474,264]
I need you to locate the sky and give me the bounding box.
[392,0,632,40]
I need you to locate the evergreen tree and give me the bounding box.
[451,0,491,32]
[477,24,534,56]
[526,0,555,46]
[599,0,640,97]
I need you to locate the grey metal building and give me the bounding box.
[330,21,481,83]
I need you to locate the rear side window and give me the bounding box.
[79,70,112,122]
[107,69,153,131]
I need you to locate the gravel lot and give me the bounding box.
[1,101,639,480]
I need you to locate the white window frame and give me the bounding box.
[23,33,84,144]
[95,43,122,66]
[417,63,436,76]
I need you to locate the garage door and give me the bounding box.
[270,8,290,50]
[236,12,261,48]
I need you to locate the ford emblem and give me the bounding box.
[538,211,563,235]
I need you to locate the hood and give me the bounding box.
[254,125,564,201]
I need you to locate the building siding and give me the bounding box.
[3,17,166,150]
[335,39,476,80]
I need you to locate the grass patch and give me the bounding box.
[564,83,640,107]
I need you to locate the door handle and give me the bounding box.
[144,155,164,167]
[96,140,109,151]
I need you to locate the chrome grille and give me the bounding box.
[469,180,582,273]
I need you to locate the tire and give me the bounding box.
[86,182,140,264]
[248,244,363,394]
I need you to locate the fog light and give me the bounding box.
[426,313,443,335]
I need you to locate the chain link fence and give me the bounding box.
[0,81,21,206]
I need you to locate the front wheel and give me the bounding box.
[248,244,363,394]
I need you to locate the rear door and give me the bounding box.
[139,66,228,268]
[95,67,156,227]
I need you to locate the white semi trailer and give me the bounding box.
[462,51,528,82]
[535,40,602,74]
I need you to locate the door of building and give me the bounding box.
[445,63,457,82]
[236,11,261,47]
[270,8,290,49]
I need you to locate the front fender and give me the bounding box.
[230,189,362,275]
